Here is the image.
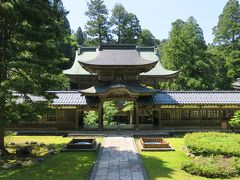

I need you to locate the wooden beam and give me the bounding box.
[134,100,139,130]
[158,109,162,129]
[98,101,104,130]
[75,109,79,130]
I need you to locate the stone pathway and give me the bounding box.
[90,136,148,180]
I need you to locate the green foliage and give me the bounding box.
[0,0,70,146]
[184,132,240,157]
[230,110,240,129]
[207,45,231,90]
[110,3,128,44]
[122,101,134,112]
[84,102,119,125]
[212,0,240,87]
[213,0,240,46]
[110,3,141,44]
[160,17,212,90]
[84,111,98,125]
[181,155,240,178]
[103,101,118,125]
[85,0,111,45]
[138,29,157,46]
[75,26,86,46]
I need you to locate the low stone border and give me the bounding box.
[60,142,100,152]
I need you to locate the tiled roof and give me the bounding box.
[49,91,99,106]
[14,91,99,106]
[138,91,240,105]
[80,82,158,96]
[64,45,178,78]
[79,49,157,66]
[14,91,240,106]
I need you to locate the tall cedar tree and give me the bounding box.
[160,17,212,90]
[85,0,111,45]
[56,0,77,70]
[212,0,240,88]
[75,26,86,46]
[122,13,141,44]
[0,0,69,155]
[110,3,141,44]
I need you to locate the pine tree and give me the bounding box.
[161,17,212,90]
[75,26,86,46]
[110,3,141,44]
[122,13,141,44]
[57,0,77,69]
[212,0,240,87]
[138,29,156,46]
[0,0,69,155]
[110,3,128,44]
[85,0,111,45]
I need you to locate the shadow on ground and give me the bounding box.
[0,148,97,180]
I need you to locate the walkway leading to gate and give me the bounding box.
[90,135,148,180]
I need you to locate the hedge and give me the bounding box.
[181,155,240,178]
[184,132,240,157]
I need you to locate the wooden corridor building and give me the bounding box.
[15,45,240,130]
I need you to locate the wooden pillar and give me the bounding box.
[134,101,139,130]
[98,101,104,130]
[129,111,133,124]
[75,109,79,130]
[199,108,202,127]
[158,109,162,129]
[153,110,159,127]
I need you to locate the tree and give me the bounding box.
[229,111,240,129]
[212,0,240,88]
[85,0,111,45]
[122,13,141,44]
[84,111,98,125]
[103,101,119,125]
[75,26,86,46]
[110,3,128,44]
[208,44,231,90]
[0,0,69,155]
[57,1,77,70]
[138,29,156,46]
[160,17,212,90]
[110,3,141,44]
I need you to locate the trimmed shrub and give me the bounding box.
[230,111,240,129]
[184,132,240,157]
[181,155,240,178]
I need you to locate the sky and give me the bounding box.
[62,0,229,44]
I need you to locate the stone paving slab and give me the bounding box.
[90,136,148,180]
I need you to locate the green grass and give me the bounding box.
[138,137,240,180]
[1,136,103,180]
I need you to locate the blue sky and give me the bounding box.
[62,0,228,43]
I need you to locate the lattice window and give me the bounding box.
[63,110,76,122]
[181,110,190,120]
[47,110,57,121]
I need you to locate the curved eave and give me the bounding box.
[80,89,156,97]
[79,84,159,97]
[140,70,179,79]
[78,61,158,74]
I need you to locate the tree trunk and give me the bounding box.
[0,128,8,156]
